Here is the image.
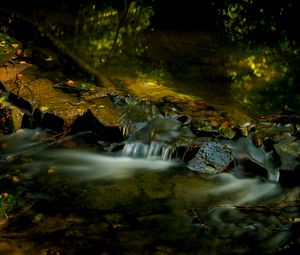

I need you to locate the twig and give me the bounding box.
[107,0,131,64]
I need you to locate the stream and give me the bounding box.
[0,11,299,254]
[0,121,299,254]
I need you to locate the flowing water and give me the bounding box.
[1,127,298,254]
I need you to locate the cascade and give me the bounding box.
[122,141,176,160]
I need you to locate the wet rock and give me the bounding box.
[41,112,64,132]
[116,96,162,136]
[0,71,126,136]
[253,118,300,186]
[9,106,24,131]
[155,95,248,139]
[0,97,25,135]
[127,117,183,144]
[156,96,214,116]
[7,98,65,133]
[0,63,32,83]
[274,136,300,187]
[69,109,123,143]
[187,141,234,174]
[190,115,250,139]
[259,106,300,126]
[7,92,33,116]
[0,84,27,133]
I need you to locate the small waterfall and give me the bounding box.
[122,141,176,160]
[121,116,190,161]
[121,122,147,138]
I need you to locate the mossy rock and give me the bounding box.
[0,33,21,65]
[0,106,15,135]
[0,193,20,219]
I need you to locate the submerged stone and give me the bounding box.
[187,141,234,174]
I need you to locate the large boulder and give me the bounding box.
[187,141,234,174]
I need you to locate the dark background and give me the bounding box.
[151,0,219,31]
[1,0,300,42]
[0,0,220,31]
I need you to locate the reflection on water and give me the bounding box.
[0,129,297,254]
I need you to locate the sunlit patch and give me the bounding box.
[123,76,195,103]
[143,81,158,87]
[40,106,49,112]
[227,46,295,113]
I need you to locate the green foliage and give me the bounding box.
[78,1,154,65]
[214,0,300,114]
[227,45,300,114]
[217,0,294,45]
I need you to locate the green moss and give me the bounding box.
[0,193,20,218]
[0,106,15,135]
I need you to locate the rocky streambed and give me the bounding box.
[1,62,299,186]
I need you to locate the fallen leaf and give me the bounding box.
[210,120,218,127]
[12,176,21,182]
[77,108,85,114]
[17,73,23,80]
[1,193,9,199]
[67,80,74,85]
[44,56,53,61]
